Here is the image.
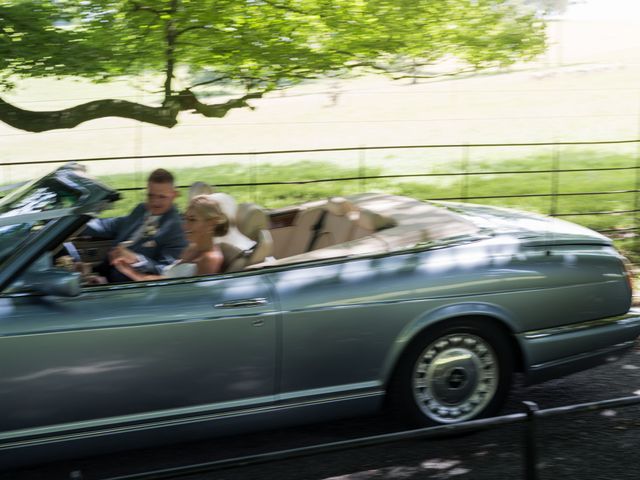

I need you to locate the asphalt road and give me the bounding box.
[5,342,640,480]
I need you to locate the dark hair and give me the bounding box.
[147,168,174,185]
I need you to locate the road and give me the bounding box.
[4,343,640,480]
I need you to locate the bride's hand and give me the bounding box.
[112,257,139,280]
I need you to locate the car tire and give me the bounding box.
[388,318,513,426]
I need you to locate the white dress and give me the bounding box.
[163,261,197,278]
[208,193,256,251]
[215,227,255,251]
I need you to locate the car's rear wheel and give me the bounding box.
[389,319,513,426]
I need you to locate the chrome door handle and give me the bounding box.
[214,298,268,309]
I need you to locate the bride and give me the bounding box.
[112,195,227,280]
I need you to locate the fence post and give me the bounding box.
[523,401,540,480]
[250,152,257,203]
[461,144,470,202]
[635,140,640,249]
[3,164,9,193]
[359,147,366,193]
[134,156,143,204]
[635,96,640,247]
[134,94,144,204]
[550,144,559,216]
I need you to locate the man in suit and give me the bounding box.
[84,168,187,282]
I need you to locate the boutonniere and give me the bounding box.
[144,224,158,237]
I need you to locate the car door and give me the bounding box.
[270,254,424,403]
[0,272,278,432]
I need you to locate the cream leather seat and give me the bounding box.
[311,197,359,250]
[278,205,325,258]
[221,202,274,272]
[236,203,274,268]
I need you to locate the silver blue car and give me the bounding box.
[1,163,639,468]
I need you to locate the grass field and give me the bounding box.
[93,145,640,261]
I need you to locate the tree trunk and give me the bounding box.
[163,0,179,101]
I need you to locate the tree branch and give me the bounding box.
[189,75,231,89]
[178,89,269,118]
[390,67,479,81]
[0,97,180,132]
[0,89,269,132]
[176,24,210,38]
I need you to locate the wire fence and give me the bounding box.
[3,138,640,241]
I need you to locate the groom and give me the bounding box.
[84,168,187,282]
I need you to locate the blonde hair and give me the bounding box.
[188,195,229,237]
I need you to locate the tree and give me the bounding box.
[0,0,546,132]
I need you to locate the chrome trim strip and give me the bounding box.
[529,340,635,371]
[522,308,640,340]
[279,381,381,402]
[0,390,384,450]
[284,281,626,315]
[0,311,279,338]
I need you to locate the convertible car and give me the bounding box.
[1,163,639,468]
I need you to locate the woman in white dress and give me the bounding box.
[112,195,227,280]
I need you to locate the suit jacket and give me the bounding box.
[84,203,187,275]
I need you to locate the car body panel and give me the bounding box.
[436,200,612,245]
[0,385,383,469]
[0,275,277,432]
[518,308,640,368]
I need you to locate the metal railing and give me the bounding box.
[90,394,640,480]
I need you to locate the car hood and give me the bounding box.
[434,201,612,246]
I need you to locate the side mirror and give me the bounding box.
[22,268,82,297]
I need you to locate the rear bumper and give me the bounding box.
[517,308,640,385]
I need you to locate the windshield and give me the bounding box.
[0,179,82,217]
[0,177,83,263]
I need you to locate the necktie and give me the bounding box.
[127,215,159,244]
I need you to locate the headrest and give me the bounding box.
[238,203,269,241]
[326,197,354,216]
[357,209,395,231]
[188,182,213,200]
